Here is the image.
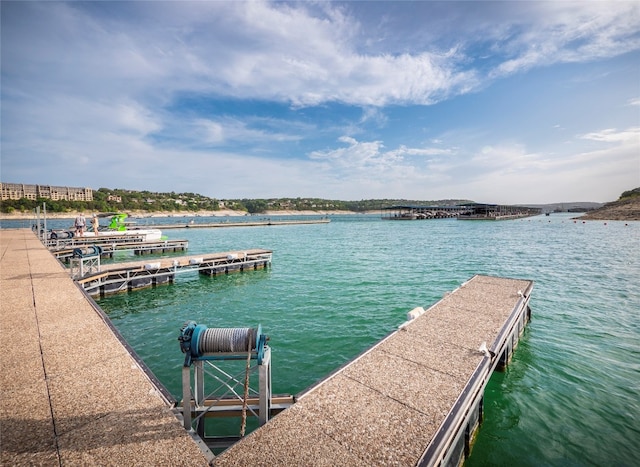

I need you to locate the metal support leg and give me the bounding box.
[194,360,204,405]
[194,360,205,437]
[259,347,271,426]
[182,365,192,430]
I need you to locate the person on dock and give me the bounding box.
[75,213,86,237]
[91,214,99,235]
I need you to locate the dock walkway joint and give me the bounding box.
[0,229,210,466]
[214,274,533,466]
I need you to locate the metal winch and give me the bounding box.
[72,245,102,258]
[178,321,277,437]
[178,321,267,366]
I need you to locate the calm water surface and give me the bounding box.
[12,214,637,465]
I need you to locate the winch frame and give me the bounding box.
[178,321,272,440]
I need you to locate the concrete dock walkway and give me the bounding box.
[0,229,210,466]
[213,274,533,466]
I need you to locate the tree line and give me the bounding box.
[1,187,470,214]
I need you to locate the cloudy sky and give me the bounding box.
[2,1,639,204]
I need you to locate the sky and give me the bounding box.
[1,1,639,204]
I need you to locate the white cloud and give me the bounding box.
[116,102,162,136]
[195,120,225,144]
[489,2,640,78]
[192,117,303,146]
[579,127,640,143]
[4,1,640,109]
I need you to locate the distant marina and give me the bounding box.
[381,203,541,220]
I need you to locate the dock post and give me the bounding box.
[259,347,271,426]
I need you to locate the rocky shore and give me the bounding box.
[576,196,640,221]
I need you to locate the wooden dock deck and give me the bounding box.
[0,229,211,466]
[213,274,533,466]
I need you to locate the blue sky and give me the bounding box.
[2,1,639,204]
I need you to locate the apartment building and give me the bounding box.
[0,183,93,202]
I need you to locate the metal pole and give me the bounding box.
[259,347,271,425]
[182,365,192,430]
[194,360,204,438]
[42,202,47,242]
[36,206,40,240]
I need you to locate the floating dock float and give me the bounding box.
[76,249,272,297]
[213,274,533,466]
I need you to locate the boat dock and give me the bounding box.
[76,249,272,297]
[213,274,533,466]
[2,227,533,466]
[0,228,212,466]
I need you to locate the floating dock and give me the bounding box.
[52,239,189,261]
[0,229,211,466]
[47,232,156,250]
[213,274,533,466]
[76,249,273,297]
[2,227,533,466]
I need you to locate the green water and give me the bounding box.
[95,214,640,465]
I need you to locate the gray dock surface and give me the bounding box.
[214,274,532,466]
[0,229,210,466]
[96,249,272,272]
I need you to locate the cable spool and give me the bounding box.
[179,321,267,365]
[50,230,74,240]
[198,327,256,354]
[72,245,102,258]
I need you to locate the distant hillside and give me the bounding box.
[0,185,472,214]
[522,202,603,213]
[577,188,640,221]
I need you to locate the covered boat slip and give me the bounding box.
[382,203,541,220]
[214,275,533,466]
[381,204,465,220]
[0,229,211,466]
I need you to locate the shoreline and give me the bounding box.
[0,209,366,221]
[2,204,637,222]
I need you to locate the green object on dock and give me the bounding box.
[108,213,128,231]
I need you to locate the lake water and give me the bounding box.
[6,213,638,465]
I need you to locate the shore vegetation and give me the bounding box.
[0,187,469,216]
